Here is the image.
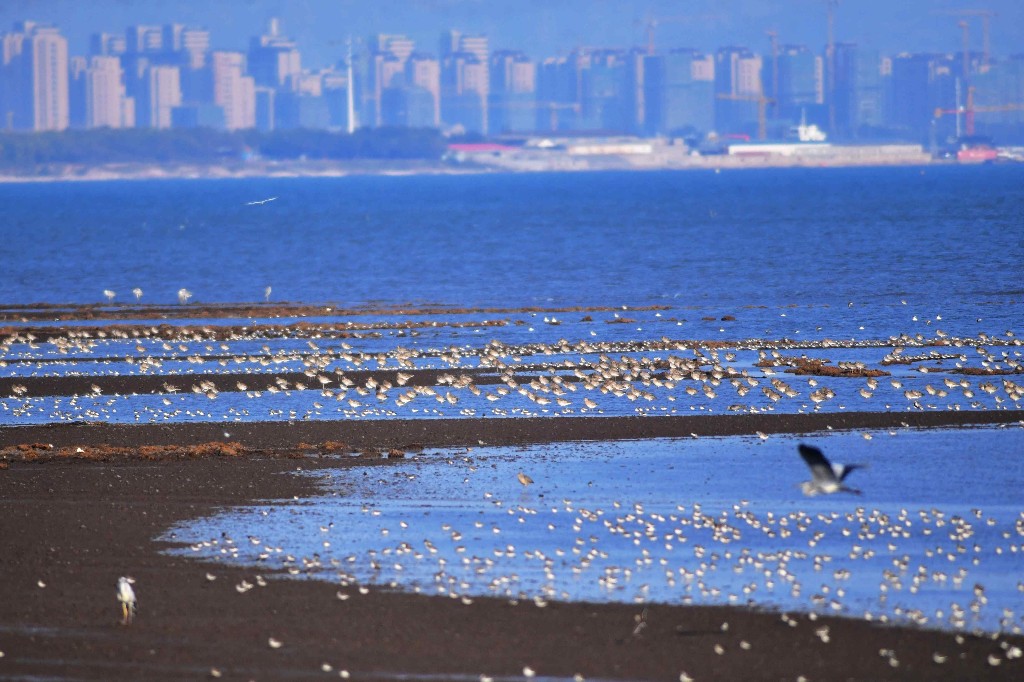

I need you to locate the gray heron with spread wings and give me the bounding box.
[798,444,863,496]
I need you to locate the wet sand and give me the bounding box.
[2,416,1023,681]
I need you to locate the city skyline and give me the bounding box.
[0,0,1021,70]
[3,2,1023,144]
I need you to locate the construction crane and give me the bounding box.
[933,86,1024,136]
[636,14,723,55]
[958,20,970,83]
[766,30,779,119]
[717,92,774,141]
[934,9,996,67]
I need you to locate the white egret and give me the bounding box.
[117,576,137,625]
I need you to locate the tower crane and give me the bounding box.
[933,86,1024,136]
[766,30,779,119]
[934,9,996,68]
[717,91,774,141]
[635,14,723,55]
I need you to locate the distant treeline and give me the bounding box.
[0,127,448,168]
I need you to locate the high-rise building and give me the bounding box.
[365,52,406,126]
[623,49,647,134]
[887,53,955,140]
[407,53,441,127]
[255,86,275,130]
[381,84,436,128]
[248,18,300,91]
[15,23,70,131]
[714,46,763,135]
[68,55,87,128]
[362,34,416,127]
[376,34,415,62]
[489,51,535,133]
[578,49,628,132]
[774,45,820,123]
[89,32,125,57]
[1,29,27,130]
[85,55,133,128]
[440,31,489,133]
[644,49,714,136]
[146,65,181,129]
[163,24,210,69]
[1,22,69,130]
[536,56,579,132]
[125,25,162,54]
[121,26,164,122]
[322,69,354,130]
[211,51,255,130]
[833,44,882,139]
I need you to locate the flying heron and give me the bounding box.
[117,576,137,625]
[797,444,863,496]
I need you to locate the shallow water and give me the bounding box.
[166,426,1024,633]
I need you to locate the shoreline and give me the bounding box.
[2,420,1023,680]
[0,153,960,184]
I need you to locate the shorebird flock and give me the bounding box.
[172,431,1024,651]
[1,303,1021,426]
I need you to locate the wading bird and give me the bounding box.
[178,288,192,305]
[117,576,137,625]
[797,444,863,496]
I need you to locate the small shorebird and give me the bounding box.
[117,576,137,625]
[797,444,863,496]
[517,471,534,486]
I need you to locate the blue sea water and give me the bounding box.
[1,165,1022,310]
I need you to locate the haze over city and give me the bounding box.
[2,0,1021,69]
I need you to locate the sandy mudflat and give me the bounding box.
[2,416,1023,681]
